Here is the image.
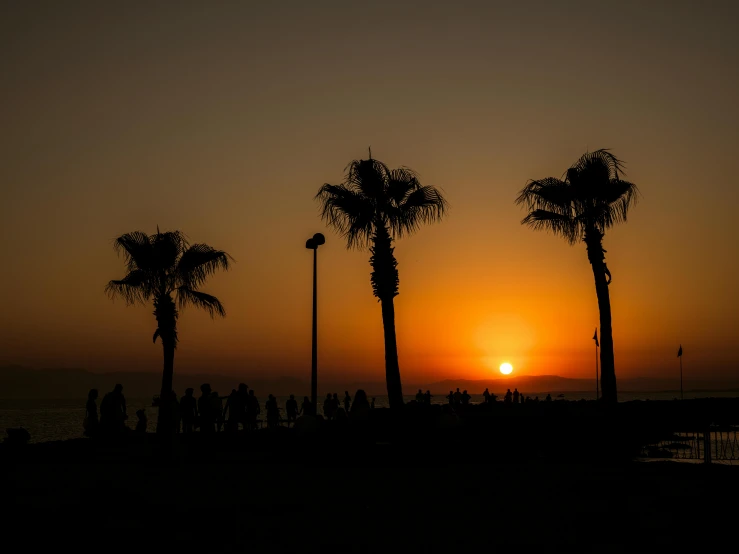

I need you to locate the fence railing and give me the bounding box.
[641,426,739,463]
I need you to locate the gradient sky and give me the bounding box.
[1,1,737,385]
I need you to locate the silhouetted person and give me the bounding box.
[84,389,99,437]
[286,394,299,427]
[135,409,147,433]
[198,384,214,433]
[237,384,249,430]
[370,398,375,409]
[247,389,260,429]
[301,396,312,417]
[266,394,279,427]
[181,388,197,433]
[332,393,340,415]
[211,391,224,432]
[461,390,471,405]
[513,388,520,404]
[324,393,334,420]
[446,391,454,405]
[453,388,462,405]
[171,390,181,433]
[100,384,127,434]
[224,389,240,433]
[416,389,424,403]
[424,390,432,404]
[483,388,491,404]
[505,389,513,404]
[546,394,552,402]
[350,389,371,423]
[343,391,352,412]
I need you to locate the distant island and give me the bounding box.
[1,365,737,399]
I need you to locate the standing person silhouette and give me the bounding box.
[343,391,352,412]
[301,396,312,417]
[223,389,240,433]
[180,388,197,433]
[483,388,491,404]
[323,393,333,420]
[237,384,249,431]
[513,388,520,404]
[424,390,432,404]
[211,391,224,432]
[286,394,299,427]
[265,394,279,427]
[415,389,424,403]
[446,391,454,405]
[247,390,260,430]
[453,388,462,406]
[505,389,513,404]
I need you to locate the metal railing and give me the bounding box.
[641,426,739,463]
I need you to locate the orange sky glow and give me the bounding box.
[1,2,737,385]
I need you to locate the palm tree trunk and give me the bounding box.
[154,294,178,433]
[380,297,404,409]
[370,224,404,409]
[586,232,617,403]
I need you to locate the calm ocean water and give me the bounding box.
[2,391,738,443]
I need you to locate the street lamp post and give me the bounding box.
[305,233,325,415]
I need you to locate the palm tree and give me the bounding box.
[316,155,448,409]
[106,228,232,432]
[516,149,639,403]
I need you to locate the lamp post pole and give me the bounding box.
[306,233,325,415]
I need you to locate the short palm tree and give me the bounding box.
[516,149,639,403]
[106,229,232,432]
[316,155,448,409]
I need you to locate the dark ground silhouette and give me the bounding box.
[3,428,737,552]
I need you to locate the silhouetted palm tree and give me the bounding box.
[516,149,638,403]
[106,229,232,432]
[316,155,448,409]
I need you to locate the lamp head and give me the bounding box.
[312,233,326,246]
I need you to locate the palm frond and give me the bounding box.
[386,167,420,205]
[104,269,151,305]
[345,158,391,200]
[177,287,226,318]
[151,230,188,272]
[176,244,232,289]
[569,149,625,181]
[112,231,153,271]
[315,183,376,248]
[391,185,448,237]
[521,210,578,243]
[516,178,572,212]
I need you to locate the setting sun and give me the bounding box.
[499,362,513,375]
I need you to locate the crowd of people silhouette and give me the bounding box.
[84,383,559,436]
[83,383,383,435]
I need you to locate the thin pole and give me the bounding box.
[679,355,683,401]
[311,247,318,415]
[595,343,599,401]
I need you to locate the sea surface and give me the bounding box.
[2,390,738,443]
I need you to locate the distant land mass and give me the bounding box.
[1,366,738,399]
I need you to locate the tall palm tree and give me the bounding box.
[106,228,232,432]
[316,155,448,410]
[516,149,639,403]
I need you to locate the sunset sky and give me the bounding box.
[1,1,737,386]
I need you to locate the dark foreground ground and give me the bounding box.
[4,425,738,553]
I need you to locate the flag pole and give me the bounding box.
[595,341,599,401]
[593,327,599,401]
[678,344,684,401]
